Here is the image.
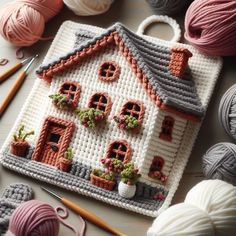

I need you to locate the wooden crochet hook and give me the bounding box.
[41,187,127,236]
[0,55,38,116]
[0,57,32,84]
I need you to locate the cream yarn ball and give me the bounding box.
[147,180,236,236]
[63,0,114,16]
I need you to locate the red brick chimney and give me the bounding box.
[169,48,193,78]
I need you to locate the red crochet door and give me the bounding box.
[41,126,65,166]
[32,116,75,167]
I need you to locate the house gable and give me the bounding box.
[36,23,204,122]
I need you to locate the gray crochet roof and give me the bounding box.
[37,23,205,120]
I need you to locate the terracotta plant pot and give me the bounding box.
[10,141,29,157]
[118,181,136,199]
[90,174,115,191]
[59,158,72,172]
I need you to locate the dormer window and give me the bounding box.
[88,92,112,116]
[159,116,174,141]
[104,140,132,163]
[98,61,120,82]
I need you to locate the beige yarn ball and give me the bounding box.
[63,0,114,16]
[147,180,236,236]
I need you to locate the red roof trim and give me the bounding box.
[38,32,200,122]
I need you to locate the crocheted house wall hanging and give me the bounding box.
[0,21,222,217]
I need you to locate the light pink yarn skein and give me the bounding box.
[0,0,63,46]
[6,200,60,236]
[185,0,236,56]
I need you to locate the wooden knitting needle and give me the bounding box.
[41,187,127,236]
[0,57,33,84]
[0,55,38,116]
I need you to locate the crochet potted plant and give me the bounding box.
[118,162,141,199]
[101,157,124,174]
[114,115,140,133]
[90,169,116,191]
[59,147,73,172]
[75,108,105,128]
[11,125,34,157]
[49,93,74,110]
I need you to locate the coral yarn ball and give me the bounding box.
[0,0,63,46]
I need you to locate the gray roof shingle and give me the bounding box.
[36,23,205,120]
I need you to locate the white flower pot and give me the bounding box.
[118,181,136,199]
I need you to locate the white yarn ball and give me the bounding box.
[147,180,236,236]
[63,0,114,16]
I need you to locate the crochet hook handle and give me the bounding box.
[62,198,127,236]
[0,71,26,115]
[0,57,32,84]
[0,63,22,83]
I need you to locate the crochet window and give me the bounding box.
[98,61,120,82]
[121,100,145,121]
[88,92,112,116]
[148,156,165,178]
[159,116,174,141]
[59,81,81,108]
[105,140,132,163]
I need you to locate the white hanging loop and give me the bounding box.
[137,15,181,43]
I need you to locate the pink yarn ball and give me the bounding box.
[6,200,60,236]
[185,0,236,56]
[0,0,63,46]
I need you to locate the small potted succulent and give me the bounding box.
[59,147,73,172]
[101,158,124,174]
[11,125,34,157]
[90,169,116,191]
[118,162,141,199]
[49,93,74,110]
[114,115,140,133]
[75,108,105,128]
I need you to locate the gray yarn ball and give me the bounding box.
[218,84,236,140]
[146,0,191,15]
[202,142,236,186]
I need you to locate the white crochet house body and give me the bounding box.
[33,23,203,187]
[41,43,188,185]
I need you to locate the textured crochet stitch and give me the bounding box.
[0,183,33,235]
[0,21,222,217]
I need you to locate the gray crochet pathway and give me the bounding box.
[1,152,167,216]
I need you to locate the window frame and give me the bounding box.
[98,61,120,82]
[104,140,132,163]
[159,116,175,141]
[59,81,81,109]
[88,92,112,116]
[148,156,166,182]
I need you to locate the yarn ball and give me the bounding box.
[218,84,236,141]
[6,200,60,236]
[146,0,190,15]
[147,180,236,236]
[63,0,114,16]
[202,142,236,186]
[185,0,236,56]
[0,0,63,46]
